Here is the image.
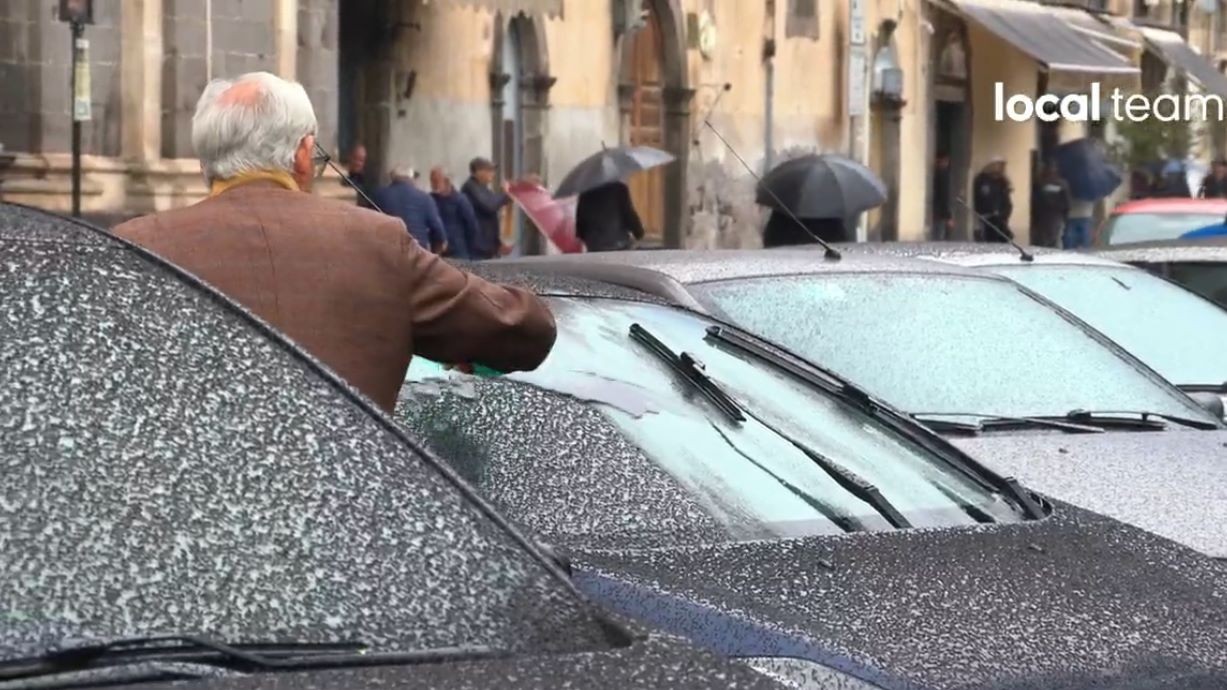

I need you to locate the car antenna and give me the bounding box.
[317,143,384,213]
[702,119,841,260]
[953,195,1033,262]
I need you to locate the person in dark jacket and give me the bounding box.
[932,152,954,240]
[344,144,374,209]
[1031,162,1070,248]
[429,167,480,260]
[575,181,644,251]
[762,212,846,247]
[460,157,510,259]
[373,165,447,254]
[1199,159,1227,198]
[972,157,1013,242]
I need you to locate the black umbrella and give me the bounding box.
[554,145,675,198]
[756,154,886,218]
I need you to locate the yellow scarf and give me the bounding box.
[209,169,299,197]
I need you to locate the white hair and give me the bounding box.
[191,71,318,183]
[390,165,419,180]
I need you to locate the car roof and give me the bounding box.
[1108,197,1227,215]
[1094,238,1227,263]
[831,241,1134,269]
[491,248,996,291]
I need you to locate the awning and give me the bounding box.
[1138,26,1227,97]
[945,0,1139,90]
[435,0,562,18]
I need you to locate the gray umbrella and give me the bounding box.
[756,154,887,218]
[554,145,675,198]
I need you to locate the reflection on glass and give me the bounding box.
[690,274,1208,421]
[1104,213,1222,245]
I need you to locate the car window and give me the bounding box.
[0,215,612,661]
[1161,262,1227,310]
[400,297,1027,549]
[1103,213,1223,245]
[992,264,1227,388]
[689,273,1212,421]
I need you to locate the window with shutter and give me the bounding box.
[786,0,819,38]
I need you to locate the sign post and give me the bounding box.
[59,0,93,218]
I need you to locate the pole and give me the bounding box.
[71,20,83,217]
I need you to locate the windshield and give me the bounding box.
[1102,213,1222,245]
[0,211,612,662]
[992,264,1227,388]
[400,297,1025,547]
[689,273,1212,422]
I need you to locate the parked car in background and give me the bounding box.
[398,262,1227,689]
[1096,237,1227,310]
[885,243,1227,410]
[489,249,1227,560]
[0,203,780,690]
[1095,197,1227,246]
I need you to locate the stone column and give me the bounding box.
[662,85,694,248]
[274,0,297,80]
[121,0,163,162]
[520,73,555,179]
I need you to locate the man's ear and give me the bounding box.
[292,134,315,191]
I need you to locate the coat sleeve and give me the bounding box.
[402,233,557,371]
[425,195,447,246]
[620,184,645,240]
[459,193,482,255]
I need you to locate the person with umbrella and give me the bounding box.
[555,145,674,252]
[755,153,886,247]
[972,156,1013,242]
[1052,138,1122,248]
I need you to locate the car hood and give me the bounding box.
[949,430,1227,558]
[112,634,780,690]
[572,504,1227,690]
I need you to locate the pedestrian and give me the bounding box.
[461,157,511,260]
[932,152,954,241]
[1130,169,1153,199]
[762,212,846,247]
[374,164,448,254]
[575,180,645,251]
[111,71,556,413]
[1199,159,1227,198]
[345,143,373,208]
[1032,162,1069,248]
[972,156,1013,242]
[430,166,480,260]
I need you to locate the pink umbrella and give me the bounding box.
[507,180,585,254]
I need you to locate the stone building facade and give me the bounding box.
[3,0,1227,245]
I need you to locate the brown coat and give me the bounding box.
[113,181,556,412]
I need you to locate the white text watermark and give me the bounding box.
[994,82,1226,122]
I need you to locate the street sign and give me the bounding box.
[72,37,91,122]
[848,45,867,116]
[850,0,866,45]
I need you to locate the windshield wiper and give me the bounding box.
[0,635,500,687]
[703,325,1047,521]
[629,323,745,423]
[913,412,1104,435]
[787,440,912,529]
[1060,409,1219,431]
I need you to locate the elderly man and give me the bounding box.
[374,165,447,254]
[112,71,556,412]
[429,167,480,260]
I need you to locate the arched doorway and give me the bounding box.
[930,17,971,240]
[617,0,690,248]
[491,12,552,255]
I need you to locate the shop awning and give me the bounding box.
[1138,26,1227,97]
[437,0,562,18]
[946,0,1139,87]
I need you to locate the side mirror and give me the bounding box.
[1188,391,1225,420]
[537,541,573,577]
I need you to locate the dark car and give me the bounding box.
[890,243,1227,407]
[1096,238,1227,310]
[394,262,1227,689]
[0,203,780,690]
[475,249,1227,559]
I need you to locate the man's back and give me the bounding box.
[113,182,555,411]
[374,180,445,250]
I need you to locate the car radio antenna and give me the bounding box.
[954,195,1033,262]
[702,119,841,260]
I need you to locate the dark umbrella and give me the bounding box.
[1054,138,1121,201]
[755,154,887,219]
[554,145,675,198]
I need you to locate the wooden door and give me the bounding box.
[626,11,666,244]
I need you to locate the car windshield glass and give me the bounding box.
[401,297,1026,548]
[688,273,1212,422]
[992,264,1227,388]
[1163,262,1227,310]
[0,207,613,663]
[1104,213,1222,245]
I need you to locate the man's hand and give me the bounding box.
[443,363,475,374]
[498,243,513,256]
